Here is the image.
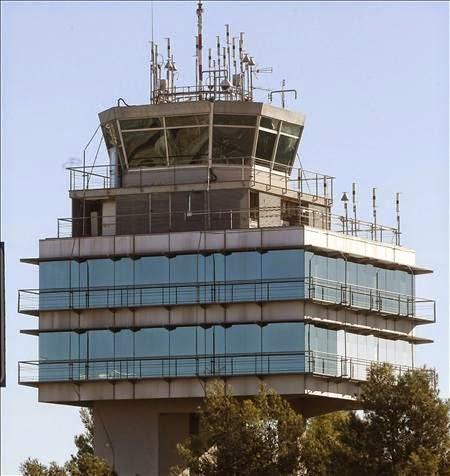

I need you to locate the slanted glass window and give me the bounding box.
[212,127,255,161]
[165,115,209,127]
[120,117,162,130]
[214,115,256,126]
[122,130,167,168]
[255,130,276,165]
[274,135,299,171]
[260,117,280,131]
[281,122,302,137]
[166,127,209,165]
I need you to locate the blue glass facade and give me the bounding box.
[37,250,414,313]
[37,323,412,382]
[32,249,416,382]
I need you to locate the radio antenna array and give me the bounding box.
[148,1,275,104]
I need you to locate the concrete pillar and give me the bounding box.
[93,400,195,476]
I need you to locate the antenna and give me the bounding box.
[352,182,357,235]
[341,192,349,234]
[372,187,377,240]
[196,1,203,92]
[268,80,297,108]
[396,192,401,245]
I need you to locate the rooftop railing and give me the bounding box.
[18,351,435,386]
[18,277,435,322]
[68,156,334,203]
[56,205,401,245]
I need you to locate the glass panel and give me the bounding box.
[262,323,304,352]
[212,127,255,161]
[120,117,162,130]
[263,323,304,373]
[255,130,276,164]
[123,130,167,168]
[135,257,169,285]
[260,116,279,131]
[40,261,70,289]
[225,251,261,301]
[214,115,256,126]
[169,327,197,376]
[166,127,209,165]
[165,115,209,127]
[40,332,72,360]
[135,328,169,357]
[88,259,114,287]
[226,324,260,354]
[274,135,298,170]
[262,250,304,300]
[114,258,134,287]
[281,122,302,137]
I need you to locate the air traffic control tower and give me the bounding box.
[18,3,436,475]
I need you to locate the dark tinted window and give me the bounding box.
[214,115,256,126]
[120,117,162,130]
[122,130,167,167]
[166,128,209,165]
[256,130,276,163]
[165,115,209,127]
[212,127,255,161]
[260,117,280,131]
[274,135,299,170]
[281,121,302,137]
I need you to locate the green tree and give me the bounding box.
[301,411,351,475]
[302,364,450,476]
[20,408,113,476]
[173,381,306,476]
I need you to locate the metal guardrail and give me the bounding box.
[18,351,433,385]
[68,156,334,201]
[18,277,436,322]
[56,205,401,245]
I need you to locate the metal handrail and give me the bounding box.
[17,350,435,385]
[18,277,435,322]
[67,156,334,201]
[55,205,401,244]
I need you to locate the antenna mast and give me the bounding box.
[196,1,204,92]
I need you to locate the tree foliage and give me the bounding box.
[302,364,450,476]
[173,380,306,476]
[20,408,113,476]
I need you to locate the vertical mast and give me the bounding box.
[196,1,204,92]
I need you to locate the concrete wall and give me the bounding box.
[93,399,196,476]
[39,374,361,407]
[39,226,425,272]
[38,300,424,341]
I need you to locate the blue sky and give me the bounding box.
[1,1,448,474]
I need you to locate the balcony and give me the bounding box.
[56,205,401,246]
[68,157,333,200]
[18,351,434,387]
[18,277,436,322]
